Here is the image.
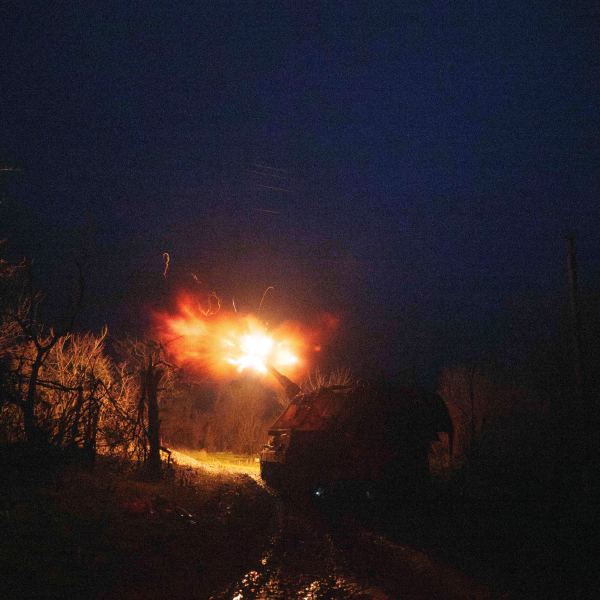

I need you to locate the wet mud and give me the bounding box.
[210,492,491,600]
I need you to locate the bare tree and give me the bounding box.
[8,265,84,444]
[438,365,518,466]
[39,329,113,458]
[116,338,175,477]
[96,360,140,460]
[0,252,22,321]
[0,248,26,411]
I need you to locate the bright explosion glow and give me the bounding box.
[154,294,317,378]
[225,331,298,374]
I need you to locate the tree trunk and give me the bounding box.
[84,396,100,466]
[69,386,85,446]
[23,356,43,444]
[146,367,163,478]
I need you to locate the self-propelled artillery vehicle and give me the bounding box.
[260,368,453,494]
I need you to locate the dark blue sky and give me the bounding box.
[1,2,599,377]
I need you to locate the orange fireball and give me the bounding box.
[154,294,312,378]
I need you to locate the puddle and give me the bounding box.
[211,503,386,600]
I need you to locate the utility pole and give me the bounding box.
[564,234,593,498]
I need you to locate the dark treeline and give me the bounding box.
[2,233,599,491]
[3,237,600,598]
[434,284,600,495]
[0,244,290,475]
[0,249,157,474]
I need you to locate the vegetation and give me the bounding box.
[161,377,281,456]
[0,250,171,475]
[0,454,272,600]
[2,234,599,598]
[301,367,355,392]
[0,244,286,468]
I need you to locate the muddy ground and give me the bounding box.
[1,449,594,599]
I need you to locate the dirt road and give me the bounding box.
[212,499,492,600]
[174,450,492,600]
[2,449,582,599]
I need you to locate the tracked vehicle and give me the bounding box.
[260,368,453,493]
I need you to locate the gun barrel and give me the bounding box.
[268,366,301,400]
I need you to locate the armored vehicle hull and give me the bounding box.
[260,378,452,494]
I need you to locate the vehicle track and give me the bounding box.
[211,490,492,600]
[211,495,386,599]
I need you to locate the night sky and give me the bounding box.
[1,3,599,379]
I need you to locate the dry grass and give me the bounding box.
[171,448,261,479]
[0,454,273,599]
[301,367,355,392]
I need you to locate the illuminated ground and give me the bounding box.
[1,454,272,600]
[171,449,491,599]
[2,451,494,599]
[171,448,261,480]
